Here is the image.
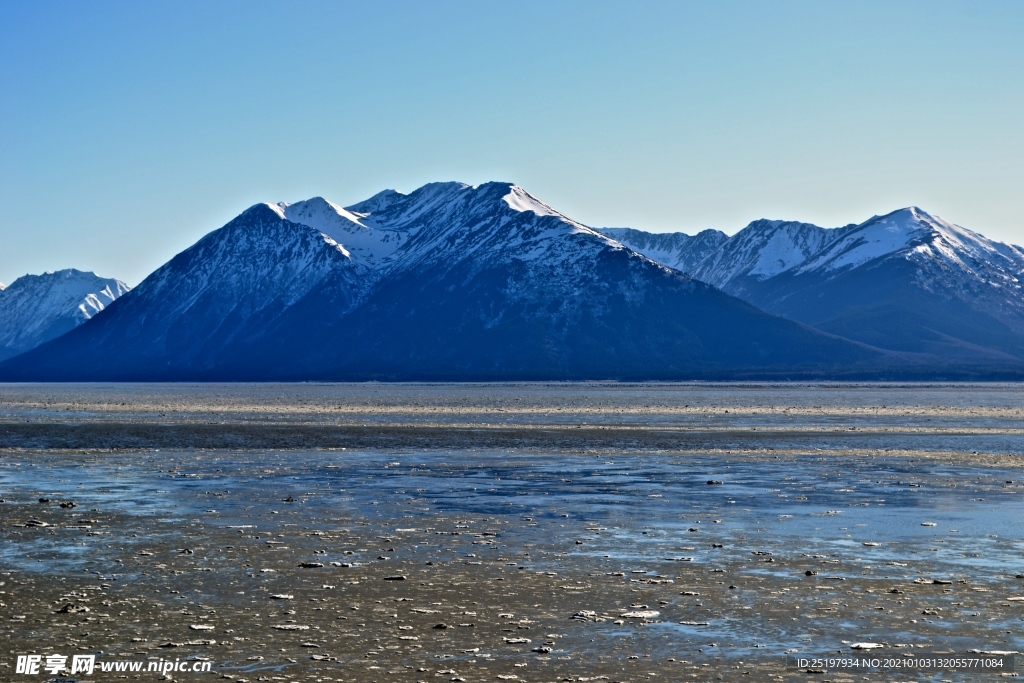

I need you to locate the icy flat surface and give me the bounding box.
[2,382,1024,674]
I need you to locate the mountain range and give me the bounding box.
[1,183,1022,380]
[605,207,1024,363]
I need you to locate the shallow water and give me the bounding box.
[4,450,1024,604]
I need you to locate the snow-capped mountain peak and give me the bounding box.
[786,206,1024,280]
[906,206,1024,264]
[794,207,932,274]
[338,181,623,275]
[278,196,366,230]
[0,268,130,361]
[688,218,832,291]
[236,182,625,288]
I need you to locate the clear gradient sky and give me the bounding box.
[2,1,1022,286]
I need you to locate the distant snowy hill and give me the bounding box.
[0,269,129,361]
[595,227,727,274]
[0,182,881,380]
[618,207,1024,362]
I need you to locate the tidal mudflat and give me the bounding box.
[1,383,1023,682]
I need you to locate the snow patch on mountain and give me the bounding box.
[272,197,410,265]
[279,197,365,232]
[502,185,561,218]
[345,188,403,215]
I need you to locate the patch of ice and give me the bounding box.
[621,610,660,619]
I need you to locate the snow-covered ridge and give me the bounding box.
[207,187,1024,316]
[783,206,1024,285]
[688,219,833,290]
[264,197,410,265]
[747,221,834,277]
[608,206,1020,286]
[257,182,634,284]
[794,207,929,273]
[596,227,728,274]
[258,186,1020,306]
[348,181,472,233]
[342,181,633,276]
[0,269,130,360]
[198,189,1024,305]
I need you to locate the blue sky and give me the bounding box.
[2,1,1022,286]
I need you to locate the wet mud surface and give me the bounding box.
[1,383,1024,682]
